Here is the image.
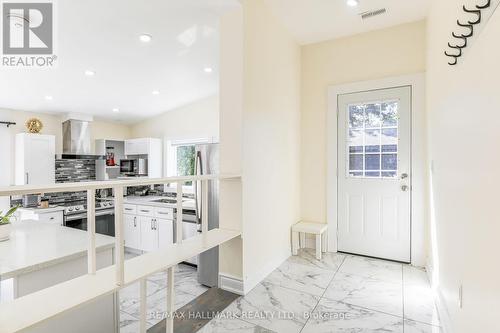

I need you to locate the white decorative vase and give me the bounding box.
[0,224,11,242]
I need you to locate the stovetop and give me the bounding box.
[62,200,114,215]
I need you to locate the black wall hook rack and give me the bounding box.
[476,0,491,9]
[0,121,16,127]
[445,1,492,66]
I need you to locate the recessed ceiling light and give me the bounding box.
[84,70,95,76]
[112,108,120,113]
[152,90,160,95]
[139,34,152,43]
[204,67,213,73]
[45,95,53,101]
[347,0,359,7]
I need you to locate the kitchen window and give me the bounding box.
[176,145,195,185]
[164,138,215,192]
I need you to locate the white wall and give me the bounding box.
[301,21,427,224]
[240,0,301,291]
[130,95,219,141]
[426,1,500,332]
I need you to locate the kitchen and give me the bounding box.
[0,115,221,331]
[0,1,229,331]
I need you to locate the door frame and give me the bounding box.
[327,73,426,266]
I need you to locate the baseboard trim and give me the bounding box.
[426,264,453,333]
[219,273,244,296]
[243,250,290,294]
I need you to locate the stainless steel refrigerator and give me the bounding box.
[195,143,220,287]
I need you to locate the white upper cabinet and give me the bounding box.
[124,138,162,178]
[124,138,150,155]
[15,133,55,185]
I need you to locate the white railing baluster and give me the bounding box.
[176,182,183,244]
[202,180,208,234]
[139,278,147,333]
[87,189,96,274]
[114,186,124,286]
[166,266,175,333]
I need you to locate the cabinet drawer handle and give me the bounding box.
[125,208,133,211]
[140,210,149,213]
[49,217,54,220]
[158,211,169,215]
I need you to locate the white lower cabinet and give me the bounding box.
[158,218,174,248]
[140,217,158,252]
[123,204,174,252]
[124,214,141,249]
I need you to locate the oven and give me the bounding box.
[64,208,115,237]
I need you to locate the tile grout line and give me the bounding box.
[298,254,348,333]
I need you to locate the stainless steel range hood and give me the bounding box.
[61,119,103,159]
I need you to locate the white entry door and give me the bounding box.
[337,86,411,262]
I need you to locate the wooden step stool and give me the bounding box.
[291,221,328,260]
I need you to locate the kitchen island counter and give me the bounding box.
[0,220,114,280]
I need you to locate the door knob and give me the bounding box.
[401,185,409,192]
[401,173,408,179]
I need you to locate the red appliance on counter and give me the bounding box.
[106,147,115,166]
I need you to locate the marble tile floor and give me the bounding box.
[119,257,209,332]
[202,249,442,333]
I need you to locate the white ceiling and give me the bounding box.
[264,0,431,45]
[0,0,239,123]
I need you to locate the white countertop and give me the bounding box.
[17,206,65,214]
[0,221,115,280]
[124,196,196,210]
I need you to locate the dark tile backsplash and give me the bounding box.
[55,159,96,183]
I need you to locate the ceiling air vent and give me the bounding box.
[360,8,387,20]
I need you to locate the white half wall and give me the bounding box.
[240,0,302,292]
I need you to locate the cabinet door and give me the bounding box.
[140,217,158,252]
[124,214,141,249]
[157,218,173,249]
[124,140,136,155]
[22,134,55,185]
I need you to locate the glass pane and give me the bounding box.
[365,171,381,178]
[382,128,397,143]
[349,154,363,171]
[350,146,363,153]
[365,103,381,128]
[382,128,398,153]
[349,105,364,129]
[382,154,398,171]
[382,171,397,178]
[365,129,380,146]
[177,145,196,185]
[365,154,380,170]
[349,129,363,144]
[382,145,397,153]
[365,145,380,153]
[349,171,363,177]
[382,101,398,127]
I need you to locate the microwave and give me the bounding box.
[120,159,148,176]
